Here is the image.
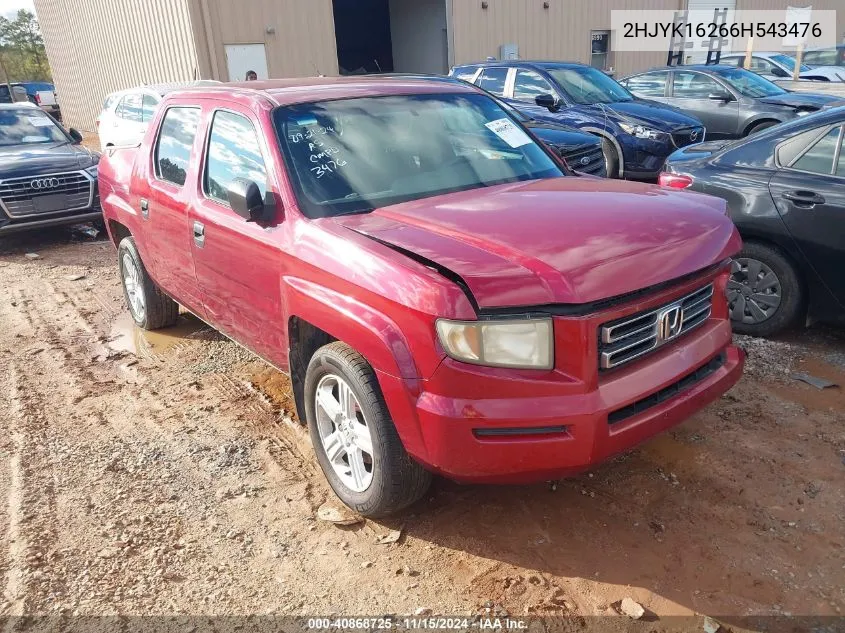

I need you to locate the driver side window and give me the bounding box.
[513,70,555,101]
[673,72,721,98]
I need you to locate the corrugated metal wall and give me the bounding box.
[34,0,200,131]
[450,0,684,77]
[191,0,338,81]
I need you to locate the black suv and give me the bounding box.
[0,104,100,234]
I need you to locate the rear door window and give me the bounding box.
[154,107,201,187]
[204,110,268,203]
[452,66,479,82]
[623,72,668,97]
[477,67,509,97]
[119,93,143,122]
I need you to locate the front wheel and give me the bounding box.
[727,242,804,337]
[600,138,619,178]
[304,342,431,517]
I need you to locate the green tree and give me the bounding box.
[0,10,51,82]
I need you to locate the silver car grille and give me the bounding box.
[0,171,93,218]
[598,283,714,370]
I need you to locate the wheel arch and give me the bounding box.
[742,117,783,137]
[735,231,810,298]
[581,127,625,177]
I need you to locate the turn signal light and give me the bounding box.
[658,172,693,189]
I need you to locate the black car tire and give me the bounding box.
[600,138,619,178]
[729,241,805,337]
[117,236,179,330]
[305,342,431,518]
[745,120,779,136]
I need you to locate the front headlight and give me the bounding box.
[435,318,554,369]
[619,122,665,140]
[794,109,813,117]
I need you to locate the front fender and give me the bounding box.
[283,276,420,379]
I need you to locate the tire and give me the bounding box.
[728,241,804,337]
[745,120,778,136]
[304,342,431,517]
[117,236,179,330]
[600,138,619,178]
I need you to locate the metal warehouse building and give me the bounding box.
[35,0,845,130]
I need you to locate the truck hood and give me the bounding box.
[0,142,98,177]
[333,178,740,309]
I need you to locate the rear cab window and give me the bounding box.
[203,110,268,204]
[141,95,159,122]
[154,106,201,187]
[119,93,143,122]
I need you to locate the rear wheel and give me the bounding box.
[117,237,179,330]
[304,342,431,517]
[727,241,804,337]
[600,138,619,178]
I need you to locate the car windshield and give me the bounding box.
[274,93,563,218]
[0,109,67,146]
[716,68,786,97]
[545,66,633,104]
[770,54,810,72]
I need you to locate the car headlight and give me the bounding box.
[794,109,813,117]
[619,122,665,140]
[435,318,554,369]
[85,164,98,178]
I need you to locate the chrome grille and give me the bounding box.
[599,283,714,370]
[0,171,93,217]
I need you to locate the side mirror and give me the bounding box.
[68,127,83,144]
[708,92,734,102]
[227,177,273,222]
[771,66,789,78]
[535,93,562,112]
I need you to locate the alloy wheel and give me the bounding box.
[314,373,375,493]
[122,253,146,322]
[727,258,781,324]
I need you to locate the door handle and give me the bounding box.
[193,221,205,248]
[139,198,149,219]
[782,190,825,207]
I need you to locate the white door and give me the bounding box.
[225,44,269,81]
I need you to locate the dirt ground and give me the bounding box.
[0,227,843,631]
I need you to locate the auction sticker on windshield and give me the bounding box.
[485,118,532,148]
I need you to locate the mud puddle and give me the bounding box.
[107,312,207,358]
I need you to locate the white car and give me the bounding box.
[96,81,219,150]
[720,52,845,82]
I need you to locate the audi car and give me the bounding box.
[0,104,101,234]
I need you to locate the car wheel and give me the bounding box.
[727,242,804,337]
[745,120,778,136]
[117,236,179,330]
[600,138,619,178]
[304,342,431,517]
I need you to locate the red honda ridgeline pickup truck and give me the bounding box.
[99,77,745,517]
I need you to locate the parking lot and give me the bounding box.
[1,225,843,627]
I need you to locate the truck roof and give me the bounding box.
[165,75,476,107]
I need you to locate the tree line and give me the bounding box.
[0,9,51,82]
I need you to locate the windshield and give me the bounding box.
[274,93,563,218]
[770,54,810,72]
[545,66,633,104]
[0,109,67,146]
[716,68,786,97]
